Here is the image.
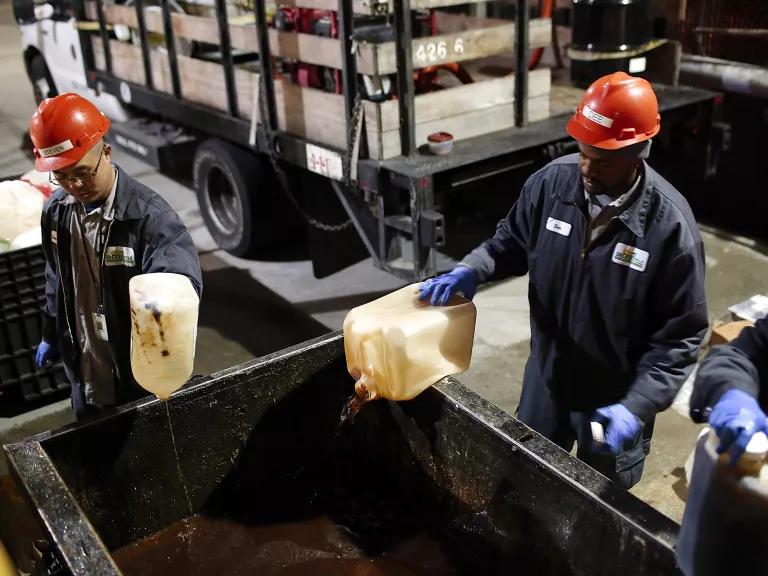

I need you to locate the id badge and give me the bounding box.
[93,306,109,341]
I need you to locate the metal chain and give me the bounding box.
[342,92,364,190]
[257,69,355,232]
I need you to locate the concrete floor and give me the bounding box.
[1,0,767,542]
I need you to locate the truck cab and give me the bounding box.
[12,0,129,120]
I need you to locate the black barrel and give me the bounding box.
[570,0,655,87]
[571,0,652,52]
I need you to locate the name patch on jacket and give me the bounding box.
[104,246,136,267]
[612,243,649,272]
[546,217,572,237]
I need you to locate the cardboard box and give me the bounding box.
[708,320,754,346]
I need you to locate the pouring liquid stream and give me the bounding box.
[165,401,195,563]
[337,394,367,430]
[129,273,201,563]
[165,401,194,515]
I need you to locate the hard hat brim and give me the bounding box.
[34,153,79,173]
[566,115,659,150]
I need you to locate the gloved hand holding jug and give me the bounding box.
[419,266,477,306]
[708,389,768,465]
[592,403,642,454]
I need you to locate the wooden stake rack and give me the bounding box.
[84,0,552,160]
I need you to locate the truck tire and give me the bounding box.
[193,139,278,257]
[28,54,57,104]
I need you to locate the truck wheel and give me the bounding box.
[193,139,275,257]
[28,55,57,104]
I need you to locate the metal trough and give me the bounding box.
[4,332,682,575]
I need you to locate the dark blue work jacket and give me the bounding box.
[691,316,768,422]
[41,166,203,408]
[462,154,708,422]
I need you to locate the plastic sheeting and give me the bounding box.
[0,179,45,252]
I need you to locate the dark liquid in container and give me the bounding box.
[113,513,462,576]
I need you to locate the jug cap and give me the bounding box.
[745,432,768,459]
[734,431,768,474]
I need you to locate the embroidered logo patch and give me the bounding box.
[612,243,649,272]
[104,246,136,267]
[546,217,572,237]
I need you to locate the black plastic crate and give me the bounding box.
[0,245,69,406]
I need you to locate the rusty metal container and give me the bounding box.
[5,333,682,575]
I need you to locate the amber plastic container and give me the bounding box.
[343,283,476,401]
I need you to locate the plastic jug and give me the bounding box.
[129,273,199,400]
[343,283,476,401]
[677,428,768,576]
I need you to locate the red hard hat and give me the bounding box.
[566,72,660,150]
[29,93,110,172]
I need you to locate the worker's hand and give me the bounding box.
[709,389,768,465]
[418,266,477,306]
[594,403,641,454]
[35,340,59,369]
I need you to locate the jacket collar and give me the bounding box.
[112,165,143,221]
[556,161,653,238]
[56,165,139,221]
[616,172,651,239]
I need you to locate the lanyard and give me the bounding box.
[75,203,107,302]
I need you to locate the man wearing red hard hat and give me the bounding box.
[30,93,203,419]
[421,72,708,488]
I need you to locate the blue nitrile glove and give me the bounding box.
[418,266,477,306]
[709,389,768,465]
[35,340,59,369]
[594,403,642,454]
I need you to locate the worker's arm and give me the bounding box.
[621,241,709,423]
[459,178,534,282]
[420,177,535,306]
[39,198,59,347]
[35,197,61,368]
[140,208,203,298]
[690,317,768,422]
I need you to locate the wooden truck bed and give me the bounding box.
[86,2,554,160]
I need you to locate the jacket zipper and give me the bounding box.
[55,209,76,346]
[100,219,115,308]
[578,202,621,260]
[575,202,590,260]
[59,210,115,348]
[100,219,117,383]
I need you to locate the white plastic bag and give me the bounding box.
[11,228,43,250]
[0,180,45,251]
